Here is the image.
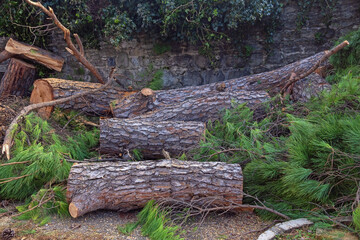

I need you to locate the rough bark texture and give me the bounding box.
[292,73,331,102]
[66,159,243,218]
[131,90,269,122]
[112,52,325,118]
[30,78,136,115]
[0,50,15,64]
[29,80,54,119]
[0,58,36,98]
[5,38,64,71]
[100,119,205,159]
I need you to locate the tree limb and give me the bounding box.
[25,0,105,84]
[281,40,349,93]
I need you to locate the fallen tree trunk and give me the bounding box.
[0,58,36,98]
[66,159,243,218]
[5,38,64,71]
[30,78,136,117]
[100,119,205,159]
[112,42,348,118]
[131,90,269,122]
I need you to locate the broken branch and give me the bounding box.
[25,0,105,84]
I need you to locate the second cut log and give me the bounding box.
[100,119,205,159]
[67,159,243,218]
[30,78,136,118]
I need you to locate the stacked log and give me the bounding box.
[111,52,327,118]
[131,90,269,122]
[30,78,136,117]
[66,159,243,218]
[100,119,206,159]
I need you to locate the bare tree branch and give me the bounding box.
[25,0,105,84]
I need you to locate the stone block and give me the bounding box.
[162,70,180,88]
[201,70,225,84]
[181,71,203,86]
[194,55,208,69]
[116,52,129,68]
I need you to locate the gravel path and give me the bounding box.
[0,209,268,240]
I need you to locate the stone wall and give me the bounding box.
[1,0,359,89]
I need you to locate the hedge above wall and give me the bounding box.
[0,0,282,51]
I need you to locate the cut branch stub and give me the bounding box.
[66,159,243,218]
[100,119,206,159]
[0,58,36,98]
[5,38,64,71]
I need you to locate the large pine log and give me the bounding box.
[112,52,327,118]
[30,78,136,117]
[131,90,269,122]
[5,38,64,71]
[66,159,243,218]
[100,119,205,159]
[0,58,36,98]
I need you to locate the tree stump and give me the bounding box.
[66,159,243,218]
[0,58,36,98]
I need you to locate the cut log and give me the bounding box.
[112,52,327,118]
[29,80,54,119]
[5,38,64,71]
[30,78,136,117]
[131,90,269,122]
[0,58,36,98]
[100,119,205,159]
[112,44,347,118]
[66,159,243,218]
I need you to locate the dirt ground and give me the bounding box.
[0,209,267,240]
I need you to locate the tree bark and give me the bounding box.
[0,58,36,98]
[66,159,243,218]
[130,90,269,122]
[100,119,205,159]
[111,51,329,118]
[0,50,15,64]
[30,78,136,117]
[5,38,64,71]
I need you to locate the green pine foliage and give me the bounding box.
[353,206,360,230]
[0,113,99,200]
[15,186,70,226]
[197,52,360,224]
[118,200,183,240]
